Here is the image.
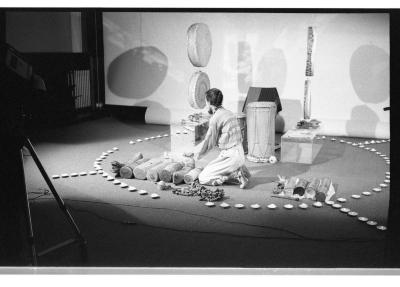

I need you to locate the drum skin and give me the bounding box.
[246,102,277,162]
[187,23,212,67]
[188,71,210,109]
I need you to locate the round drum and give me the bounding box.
[188,71,210,109]
[246,102,277,163]
[236,113,248,154]
[187,23,212,67]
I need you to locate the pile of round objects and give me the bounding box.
[171,180,225,202]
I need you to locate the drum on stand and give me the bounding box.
[236,113,247,154]
[246,102,277,163]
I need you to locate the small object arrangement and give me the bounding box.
[296,119,321,129]
[272,175,335,202]
[51,133,390,232]
[246,154,278,164]
[171,180,225,202]
[171,186,195,196]
[186,113,210,123]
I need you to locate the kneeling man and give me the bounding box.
[193,88,250,188]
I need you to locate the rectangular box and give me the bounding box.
[280,129,322,164]
[170,119,209,154]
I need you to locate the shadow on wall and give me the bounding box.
[107,46,168,99]
[276,99,303,133]
[350,45,389,104]
[255,48,287,97]
[237,41,253,94]
[347,45,389,137]
[346,105,379,138]
[137,100,171,124]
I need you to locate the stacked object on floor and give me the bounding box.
[146,160,172,182]
[173,166,194,184]
[119,157,149,179]
[159,162,184,182]
[133,157,164,180]
[293,178,309,197]
[305,178,320,199]
[111,152,144,177]
[315,177,332,202]
[184,167,203,184]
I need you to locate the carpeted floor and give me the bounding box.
[21,116,390,267]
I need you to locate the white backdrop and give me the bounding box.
[103,12,389,138]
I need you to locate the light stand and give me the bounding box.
[21,136,87,265]
[1,42,87,265]
[19,80,87,265]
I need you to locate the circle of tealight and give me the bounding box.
[50,134,390,234]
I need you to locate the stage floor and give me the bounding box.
[23,116,390,267]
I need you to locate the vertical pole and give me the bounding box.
[304,78,311,120]
[20,149,38,266]
[304,26,316,120]
[23,137,85,242]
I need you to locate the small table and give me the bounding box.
[280,128,322,164]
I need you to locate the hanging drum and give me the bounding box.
[188,71,210,109]
[246,102,277,163]
[187,23,212,67]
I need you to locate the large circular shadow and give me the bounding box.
[350,45,389,104]
[139,100,171,125]
[107,46,168,99]
[346,104,379,137]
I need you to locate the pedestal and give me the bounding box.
[280,128,322,164]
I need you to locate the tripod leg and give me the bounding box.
[23,137,86,245]
[19,149,38,266]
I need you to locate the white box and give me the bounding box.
[280,129,322,164]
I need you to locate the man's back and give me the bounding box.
[212,108,242,150]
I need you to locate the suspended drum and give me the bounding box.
[187,23,212,67]
[246,102,276,163]
[188,71,210,109]
[236,113,248,154]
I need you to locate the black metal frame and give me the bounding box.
[20,137,87,265]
